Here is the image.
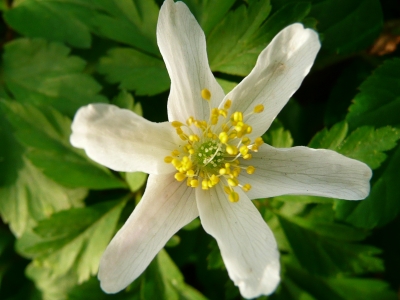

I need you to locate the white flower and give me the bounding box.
[70,0,372,298]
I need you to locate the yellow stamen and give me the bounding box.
[246,166,255,174]
[174,173,186,182]
[242,183,252,192]
[229,191,239,203]
[201,88,211,101]
[254,104,264,113]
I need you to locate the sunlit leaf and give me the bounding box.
[347,58,400,128]
[2,101,126,190]
[5,0,160,54]
[98,47,169,96]
[17,199,127,283]
[3,38,107,117]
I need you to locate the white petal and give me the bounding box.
[71,104,180,174]
[99,174,198,293]
[196,185,280,299]
[157,0,225,122]
[223,23,320,138]
[240,144,372,200]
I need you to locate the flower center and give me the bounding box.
[164,89,264,202]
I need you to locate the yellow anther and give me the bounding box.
[219,109,227,117]
[222,124,230,132]
[219,132,229,144]
[255,137,264,146]
[226,145,238,155]
[229,191,239,203]
[246,166,255,174]
[189,148,195,155]
[179,134,187,140]
[172,121,184,128]
[242,184,252,192]
[246,126,252,134]
[190,179,199,188]
[254,104,264,113]
[233,112,243,122]
[242,137,250,145]
[202,179,209,190]
[174,172,186,182]
[189,134,200,142]
[171,149,180,156]
[172,158,181,168]
[219,168,227,175]
[187,169,195,177]
[243,153,252,160]
[176,127,183,134]
[186,116,194,126]
[224,186,231,194]
[232,167,241,177]
[240,145,249,156]
[235,122,244,132]
[227,178,239,187]
[224,100,232,110]
[225,163,230,168]
[211,117,218,125]
[201,88,211,101]
[228,132,237,139]
[164,156,173,163]
[210,174,220,185]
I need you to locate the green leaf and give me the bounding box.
[0,108,86,237]
[4,0,94,48]
[263,120,293,148]
[90,0,159,55]
[17,199,127,283]
[347,58,400,128]
[5,0,160,54]
[112,90,143,116]
[285,261,397,300]
[308,121,348,150]
[308,122,400,169]
[278,215,384,276]
[140,249,207,300]
[310,0,383,54]
[207,0,272,76]
[3,38,107,117]
[2,101,126,190]
[26,263,79,300]
[182,0,235,35]
[323,60,374,126]
[208,1,310,76]
[98,47,170,96]
[275,277,317,300]
[125,172,147,193]
[335,144,400,229]
[337,126,400,169]
[215,78,237,94]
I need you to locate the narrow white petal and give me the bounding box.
[196,186,280,299]
[71,104,180,174]
[157,0,225,122]
[223,23,320,138]
[241,144,372,200]
[99,174,198,293]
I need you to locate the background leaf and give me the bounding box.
[3,38,107,117]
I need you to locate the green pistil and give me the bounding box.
[195,140,225,172]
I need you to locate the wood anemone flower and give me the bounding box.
[70,0,372,298]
